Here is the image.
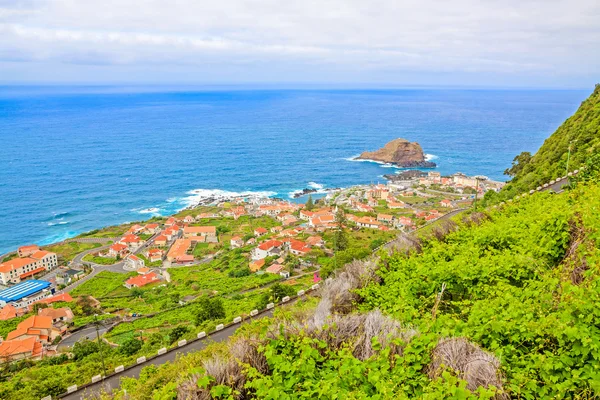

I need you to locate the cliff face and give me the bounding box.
[356,138,436,168]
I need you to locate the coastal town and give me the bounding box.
[0,171,502,390]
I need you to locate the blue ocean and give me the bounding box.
[0,86,588,254]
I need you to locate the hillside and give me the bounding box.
[502,84,600,196]
[107,177,600,399]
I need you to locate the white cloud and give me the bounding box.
[0,0,598,85]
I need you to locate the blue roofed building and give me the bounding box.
[0,280,53,309]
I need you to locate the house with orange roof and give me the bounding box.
[108,243,128,258]
[395,217,414,228]
[230,236,244,249]
[118,234,143,251]
[125,254,145,270]
[0,304,19,320]
[18,245,39,258]
[154,234,168,246]
[254,227,268,237]
[281,215,299,226]
[182,215,195,224]
[306,236,324,247]
[377,214,394,225]
[28,293,73,312]
[38,307,74,326]
[387,200,406,209]
[127,224,145,234]
[0,337,44,361]
[144,223,160,234]
[252,239,284,260]
[124,272,160,288]
[165,217,178,226]
[299,210,314,220]
[0,250,58,285]
[290,241,311,256]
[163,226,181,241]
[166,239,192,262]
[425,214,438,221]
[183,226,217,239]
[137,267,151,275]
[440,199,454,208]
[6,315,58,343]
[265,264,285,274]
[309,214,335,228]
[196,212,220,220]
[249,258,266,272]
[270,226,284,234]
[147,248,164,262]
[356,216,382,229]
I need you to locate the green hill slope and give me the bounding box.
[502,84,600,196]
[110,181,600,399]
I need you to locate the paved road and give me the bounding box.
[60,311,274,399]
[58,324,112,350]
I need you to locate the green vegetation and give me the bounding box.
[71,271,135,298]
[43,241,101,262]
[502,84,600,196]
[82,253,118,265]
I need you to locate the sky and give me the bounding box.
[0,0,599,88]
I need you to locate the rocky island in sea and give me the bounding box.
[355,138,437,168]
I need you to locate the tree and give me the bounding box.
[333,209,349,251]
[32,303,48,313]
[168,326,189,344]
[119,337,143,356]
[305,195,314,211]
[195,297,226,325]
[256,283,296,309]
[504,151,532,177]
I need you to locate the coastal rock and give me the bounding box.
[356,138,436,168]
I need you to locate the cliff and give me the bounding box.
[503,84,599,194]
[356,138,436,168]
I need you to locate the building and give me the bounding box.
[154,235,168,246]
[147,248,164,262]
[124,272,160,288]
[38,307,74,325]
[356,217,382,229]
[387,200,406,209]
[252,240,284,260]
[265,264,285,274]
[56,268,85,285]
[17,245,39,258]
[306,236,324,247]
[0,280,52,309]
[144,223,160,234]
[166,239,192,262]
[183,226,217,239]
[118,234,143,251]
[249,258,266,272]
[125,255,145,270]
[230,236,244,249]
[440,199,454,208]
[0,251,58,285]
[28,293,73,311]
[452,173,479,188]
[182,215,195,224]
[108,243,128,258]
[289,241,311,256]
[377,214,394,224]
[6,315,58,343]
[0,304,19,320]
[254,227,268,237]
[0,337,44,361]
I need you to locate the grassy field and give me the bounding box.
[82,254,119,265]
[43,242,101,262]
[71,271,137,298]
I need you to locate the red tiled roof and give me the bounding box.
[0,257,37,273]
[19,266,46,279]
[0,337,43,359]
[125,272,159,288]
[257,239,283,251]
